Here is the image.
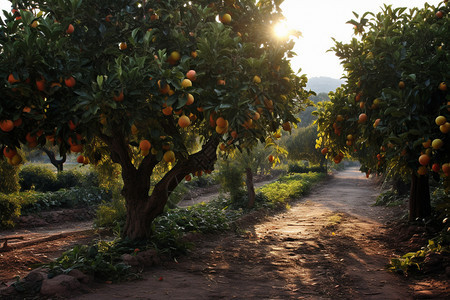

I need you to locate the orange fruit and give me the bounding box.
[422,139,431,148]
[442,163,450,175]
[321,148,328,155]
[219,143,226,151]
[36,78,46,91]
[139,140,151,151]
[105,14,112,22]
[336,115,344,122]
[191,51,198,58]
[216,125,227,134]
[181,79,192,88]
[432,139,443,149]
[8,154,22,166]
[216,117,228,128]
[113,91,124,102]
[373,118,381,128]
[186,93,194,106]
[432,163,440,173]
[282,122,291,132]
[418,154,430,166]
[185,174,192,181]
[231,131,238,139]
[217,79,226,85]
[169,51,180,62]
[119,42,127,50]
[64,76,76,87]
[436,11,444,18]
[398,81,405,89]
[163,150,176,163]
[158,80,170,94]
[3,146,17,159]
[70,144,83,153]
[8,73,20,84]
[268,155,274,162]
[355,92,362,102]
[439,82,447,91]
[252,111,260,120]
[162,106,173,115]
[77,155,85,163]
[178,115,191,128]
[66,24,74,34]
[435,115,446,126]
[221,13,232,24]
[253,75,261,84]
[0,120,14,132]
[186,70,196,81]
[440,122,450,133]
[358,113,367,124]
[417,166,428,175]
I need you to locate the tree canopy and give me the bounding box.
[0,0,311,239]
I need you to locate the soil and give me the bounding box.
[1,167,449,299]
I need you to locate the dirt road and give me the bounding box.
[74,168,439,299]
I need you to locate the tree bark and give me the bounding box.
[409,172,431,222]
[246,167,256,208]
[112,135,220,240]
[41,147,66,173]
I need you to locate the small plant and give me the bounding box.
[0,193,21,228]
[19,165,58,192]
[374,190,406,207]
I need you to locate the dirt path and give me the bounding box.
[73,168,436,299]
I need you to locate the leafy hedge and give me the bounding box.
[18,165,99,192]
[0,187,111,229]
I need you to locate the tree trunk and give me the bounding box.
[111,135,220,240]
[246,167,256,208]
[409,172,431,221]
[41,147,66,173]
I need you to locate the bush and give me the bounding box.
[0,159,20,194]
[19,165,58,192]
[56,169,83,189]
[288,163,326,174]
[0,193,21,229]
[94,197,127,230]
[216,160,245,203]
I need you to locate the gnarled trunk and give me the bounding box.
[41,147,66,173]
[109,134,220,240]
[409,172,431,221]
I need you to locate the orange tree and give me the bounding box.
[0,0,310,239]
[315,1,449,221]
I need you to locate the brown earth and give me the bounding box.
[1,167,448,299]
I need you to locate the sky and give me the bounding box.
[0,0,442,79]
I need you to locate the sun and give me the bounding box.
[273,22,289,38]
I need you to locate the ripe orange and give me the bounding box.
[252,111,260,121]
[440,122,450,133]
[186,93,194,105]
[12,118,22,127]
[217,79,226,85]
[158,80,170,94]
[346,140,352,146]
[219,143,226,151]
[178,115,191,128]
[417,166,428,176]
[139,140,151,151]
[163,150,176,163]
[398,81,405,89]
[360,102,365,109]
[77,155,85,163]
[113,90,124,102]
[221,13,232,24]
[186,70,196,81]
[432,163,440,173]
[216,125,227,134]
[336,115,344,122]
[373,118,381,128]
[432,139,443,149]
[162,106,173,116]
[439,82,447,91]
[191,51,198,58]
[185,174,192,181]
[8,154,22,166]
[66,24,74,34]
[436,11,444,18]
[181,79,192,88]
[3,146,17,159]
[418,154,430,166]
[253,75,261,84]
[358,113,368,124]
[0,120,14,132]
[169,51,181,62]
[8,74,20,84]
[435,115,446,126]
[355,92,362,102]
[216,117,228,128]
[131,124,138,135]
[26,132,37,143]
[231,131,238,139]
[442,163,450,175]
[65,76,76,87]
[36,78,46,91]
[422,139,431,148]
[346,134,353,140]
[321,148,328,155]
[282,122,291,132]
[268,155,274,162]
[119,42,127,50]
[105,14,112,22]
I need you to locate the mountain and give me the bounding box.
[306,76,344,94]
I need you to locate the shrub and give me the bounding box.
[94,197,127,230]
[288,163,326,174]
[19,165,58,192]
[0,159,20,194]
[216,160,245,203]
[0,193,21,229]
[56,169,83,189]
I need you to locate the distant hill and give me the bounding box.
[306,77,344,94]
